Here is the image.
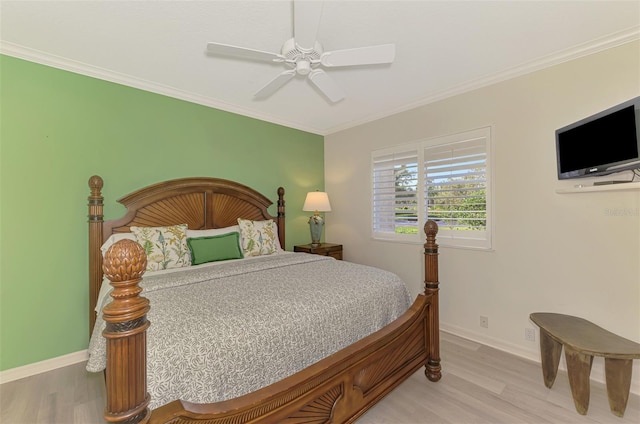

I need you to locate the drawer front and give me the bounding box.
[294,244,342,260]
[327,250,343,260]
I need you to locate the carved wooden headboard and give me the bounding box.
[87,175,285,334]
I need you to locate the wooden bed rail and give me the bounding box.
[99,221,441,424]
[88,175,105,336]
[424,220,442,382]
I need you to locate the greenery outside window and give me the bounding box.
[371,127,492,249]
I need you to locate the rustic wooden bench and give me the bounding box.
[530,312,640,417]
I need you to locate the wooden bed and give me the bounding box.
[87,175,442,424]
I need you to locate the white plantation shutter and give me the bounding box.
[424,128,491,248]
[372,127,492,249]
[372,148,420,241]
[425,138,486,229]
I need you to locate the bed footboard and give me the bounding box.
[151,295,431,424]
[102,239,151,423]
[423,220,442,383]
[100,221,440,424]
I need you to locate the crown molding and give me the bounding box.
[3,25,639,137]
[324,26,640,135]
[0,41,326,135]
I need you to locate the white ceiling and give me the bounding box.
[1,1,639,135]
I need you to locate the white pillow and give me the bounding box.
[186,225,240,239]
[100,233,137,256]
[187,224,283,253]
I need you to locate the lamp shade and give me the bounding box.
[302,191,332,212]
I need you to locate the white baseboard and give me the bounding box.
[1,326,638,396]
[441,323,640,396]
[0,350,88,384]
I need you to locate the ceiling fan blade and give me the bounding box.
[308,69,345,103]
[320,44,396,67]
[207,42,283,62]
[254,70,296,99]
[294,0,323,50]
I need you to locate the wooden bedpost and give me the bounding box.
[88,175,104,335]
[424,220,442,382]
[102,239,151,424]
[277,187,285,249]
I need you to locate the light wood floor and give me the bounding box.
[1,332,638,423]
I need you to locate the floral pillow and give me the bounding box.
[131,224,191,271]
[100,233,137,256]
[237,218,279,257]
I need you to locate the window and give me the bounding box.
[371,127,492,249]
[372,147,420,241]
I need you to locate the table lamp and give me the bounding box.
[302,191,332,247]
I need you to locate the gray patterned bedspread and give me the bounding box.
[87,253,411,409]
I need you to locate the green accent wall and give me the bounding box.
[0,55,324,371]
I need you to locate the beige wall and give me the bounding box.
[325,41,640,392]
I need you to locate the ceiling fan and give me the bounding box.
[206,1,395,103]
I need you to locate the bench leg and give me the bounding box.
[564,347,593,415]
[539,329,562,388]
[604,358,633,417]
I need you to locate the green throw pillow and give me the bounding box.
[187,232,243,265]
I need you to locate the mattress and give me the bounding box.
[87,252,411,409]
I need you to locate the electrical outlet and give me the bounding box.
[480,316,488,328]
[525,328,536,341]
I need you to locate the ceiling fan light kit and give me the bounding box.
[206,1,395,103]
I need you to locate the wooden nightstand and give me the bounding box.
[294,243,343,260]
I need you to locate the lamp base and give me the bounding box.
[308,215,324,247]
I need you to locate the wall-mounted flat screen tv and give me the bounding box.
[556,96,640,180]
